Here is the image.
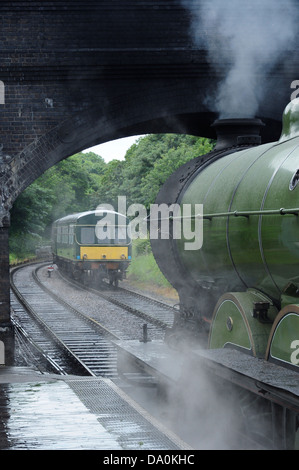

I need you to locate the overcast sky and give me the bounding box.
[83,135,146,162]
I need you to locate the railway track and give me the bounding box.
[11,290,74,375]
[11,262,289,449]
[55,268,175,331]
[10,263,121,377]
[10,262,173,379]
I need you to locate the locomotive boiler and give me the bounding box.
[151,99,299,448]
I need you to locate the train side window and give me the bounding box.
[57,226,62,243]
[62,226,69,244]
[69,225,74,244]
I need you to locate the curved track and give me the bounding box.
[11,264,120,377]
[11,261,299,449]
[10,262,173,378]
[55,267,175,330]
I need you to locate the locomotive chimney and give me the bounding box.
[211,118,265,151]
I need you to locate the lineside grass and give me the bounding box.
[126,239,178,301]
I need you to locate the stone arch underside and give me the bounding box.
[2,78,283,226]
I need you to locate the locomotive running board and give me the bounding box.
[190,348,299,413]
[114,339,299,413]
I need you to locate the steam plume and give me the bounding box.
[182,0,297,118]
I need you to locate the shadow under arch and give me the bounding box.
[8,86,282,212]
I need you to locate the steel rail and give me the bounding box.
[10,264,118,377]
[12,314,67,375]
[55,269,174,330]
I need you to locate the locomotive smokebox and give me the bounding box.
[212,118,265,150]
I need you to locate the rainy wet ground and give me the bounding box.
[0,366,189,451]
[0,368,121,450]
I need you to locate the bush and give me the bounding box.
[9,232,43,261]
[127,239,171,288]
[132,238,151,256]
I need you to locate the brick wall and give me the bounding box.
[0,1,297,362]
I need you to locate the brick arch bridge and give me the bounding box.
[1,1,299,363]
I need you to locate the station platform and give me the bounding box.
[0,365,191,451]
[114,339,184,384]
[115,339,299,408]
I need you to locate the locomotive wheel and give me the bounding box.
[109,272,119,288]
[72,267,81,281]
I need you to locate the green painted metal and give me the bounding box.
[209,290,277,358]
[200,207,299,219]
[178,134,299,302]
[279,99,299,142]
[209,297,252,352]
[269,310,299,367]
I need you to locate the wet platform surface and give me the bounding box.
[0,366,190,450]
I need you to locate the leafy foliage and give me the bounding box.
[9,152,106,257]
[9,134,214,258]
[92,134,214,208]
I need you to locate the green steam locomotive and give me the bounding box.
[151,99,299,448]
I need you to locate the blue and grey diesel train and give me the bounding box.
[52,209,132,287]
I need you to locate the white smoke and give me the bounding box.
[182,0,297,118]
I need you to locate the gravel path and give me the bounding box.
[37,265,165,341]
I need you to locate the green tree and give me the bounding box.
[93,134,214,208]
[140,135,214,206]
[90,159,125,208]
[9,135,214,260]
[10,151,106,258]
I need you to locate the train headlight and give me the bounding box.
[121,254,126,259]
[102,255,106,259]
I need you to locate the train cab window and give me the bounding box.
[80,227,95,244]
[78,223,130,245]
[95,224,114,243]
[95,224,129,244]
[115,226,127,242]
